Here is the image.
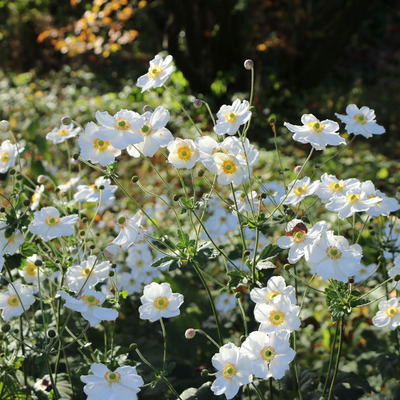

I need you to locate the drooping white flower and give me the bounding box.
[360,181,400,217]
[255,295,301,334]
[96,109,145,150]
[81,363,144,400]
[284,114,345,150]
[250,276,297,305]
[59,289,118,327]
[0,221,25,256]
[314,173,360,203]
[46,123,80,144]
[226,136,259,176]
[277,220,328,264]
[282,177,319,206]
[111,212,144,250]
[138,282,184,322]
[0,140,18,173]
[372,298,400,330]
[126,106,173,158]
[195,136,225,173]
[74,176,117,208]
[167,138,199,169]
[78,122,121,166]
[214,152,247,186]
[211,342,253,399]
[19,255,45,284]
[241,330,295,379]
[66,256,111,293]
[335,104,385,138]
[136,54,175,92]
[31,185,45,210]
[28,207,78,241]
[214,99,252,136]
[0,279,36,321]
[215,292,237,313]
[353,263,376,283]
[305,231,362,282]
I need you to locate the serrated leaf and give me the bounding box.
[257,244,282,262]
[151,256,178,268]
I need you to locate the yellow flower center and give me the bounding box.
[141,123,153,136]
[329,182,344,193]
[114,118,131,130]
[386,305,399,318]
[222,362,237,379]
[267,290,281,302]
[354,114,367,124]
[32,192,40,203]
[260,346,276,363]
[82,294,100,306]
[269,309,285,326]
[222,159,237,175]
[137,259,144,268]
[346,193,360,204]
[94,139,111,152]
[293,185,307,196]
[104,370,121,384]
[58,129,69,136]
[25,264,37,276]
[212,147,227,155]
[326,246,342,259]
[224,112,238,123]
[359,268,367,275]
[153,296,169,310]
[8,295,21,307]
[307,121,325,132]
[148,65,162,79]
[293,231,306,243]
[45,216,60,226]
[81,267,92,277]
[89,184,100,191]
[177,145,193,161]
[1,152,10,163]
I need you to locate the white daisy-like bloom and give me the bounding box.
[276,220,328,264]
[305,231,362,282]
[0,140,18,173]
[214,99,252,136]
[360,181,400,218]
[388,255,400,279]
[126,106,173,158]
[383,219,400,259]
[59,289,118,327]
[250,276,297,305]
[74,176,117,205]
[215,292,237,313]
[372,298,400,330]
[314,173,360,203]
[126,243,159,284]
[96,109,145,150]
[214,152,247,186]
[195,136,226,173]
[284,114,345,150]
[353,263,376,283]
[58,175,81,193]
[66,256,111,293]
[31,185,45,210]
[227,136,259,177]
[111,212,144,250]
[136,54,175,92]
[325,187,381,220]
[0,222,25,256]
[203,207,237,243]
[0,279,36,321]
[282,177,319,206]
[167,138,199,169]
[211,342,253,399]
[229,190,258,214]
[78,122,121,167]
[138,282,184,322]
[241,330,295,380]
[28,207,78,241]
[81,363,144,400]
[260,182,285,206]
[119,272,144,295]
[255,295,301,334]
[19,254,45,284]
[335,104,385,138]
[46,123,80,144]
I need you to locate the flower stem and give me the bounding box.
[160,318,167,371]
[327,316,344,400]
[322,321,339,396]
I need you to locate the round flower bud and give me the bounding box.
[143,105,153,113]
[16,174,23,181]
[234,292,241,299]
[109,270,115,277]
[201,369,209,377]
[193,99,203,108]
[72,153,79,160]
[131,176,139,183]
[244,59,254,70]
[99,185,105,190]
[9,169,16,175]
[129,343,138,351]
[37,175,47,184]
[47,329,57,338]
[0,120,11,132]
[34,260,43,266]
[197,169,205,177]
[294,165,302,175]
[1,324,11,333]
[0,207,5,213]
[240,335,246,343]
[394,274,400,282]
[117,216,126,225]
[61,116,72,125]
[348,277,355,284]
[283,263,291,271]
[244,250,250,257]
[173,194,181,202]
[268,114,276,125]
[23,199,30,207]
[185,328,196,339]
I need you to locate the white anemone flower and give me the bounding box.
[214,99,252,136]
[211,342,253,399]
[215,292,237,313]
[260,182,285,206]
[284,114,345,150]
[335,104,385,138]
[0,140,18,173]
[229,190,259,214]
[0,221,24,256]
[119,272,144,295]
[167,138,199,169]
[96,109,145,150]
[353,263,376,283]
[214,152,247,186]
[57,175,81,193]
[28,207,78,241]
[255,295,301,334]
[226,136,259,176]
[388,255,400,279]
[66,256,111,293]
[74,176,117,205]
[31,185,45,210]
[0,279,36,321]
[314,173,360,203]
[20,254,45,284]
[282,177,319,206]
[203,207,237,242]
[136,54,175,92]
[383,219,400,259]
[250,276,297,305]
[372,298,400,330]
[78,122,121,166]
[46,123,80,144]
[241,330,295,379]
[138,282,184,322]
[277,220,328,264]
[81,363,144,400]
[127,106,173,158]
[195,136,225,173]
[305,231,362,282]
[360,181,400,217]
[111,212,144,250]
[59,289,118,327]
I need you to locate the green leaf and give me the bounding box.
[227,270,245,289]
[257,244,282,262]
[180,382,213,400]
[151,255,178,268]
[21,242,40,257]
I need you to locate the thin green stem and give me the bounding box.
[322,321,339,396]
[160,318,167,371]
[327,316,344,400]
